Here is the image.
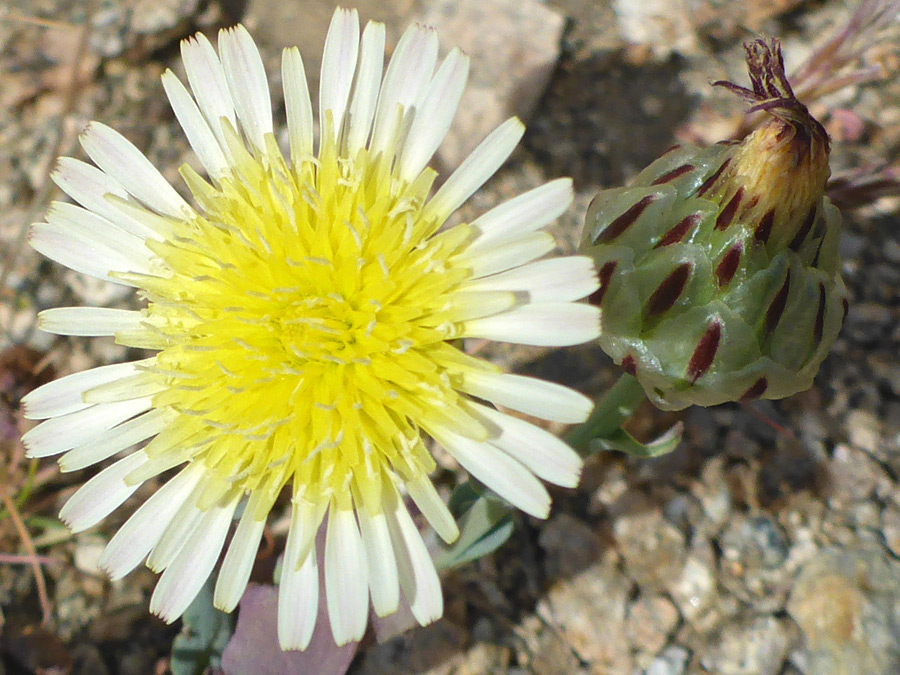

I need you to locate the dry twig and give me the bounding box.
[0,482,52,625]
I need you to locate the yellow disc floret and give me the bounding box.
[115,122,494,515]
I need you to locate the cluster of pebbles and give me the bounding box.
[1,0,898,673]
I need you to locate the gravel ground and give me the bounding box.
[1,1,899,674]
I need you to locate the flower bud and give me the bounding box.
[581,39,848,411]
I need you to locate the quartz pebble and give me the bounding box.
[700,615,792,675]
[614,505,687,591]
[787,545,900,675]
[646,646,691,675]
[536,553,634,673]
[625,593,679,653]
[717,513,793,612]
[422,0,565,171]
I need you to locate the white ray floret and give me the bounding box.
[99,464,206,580]
[214,503,269,612]
[22,360,152,419]
[424,118,525,222]
[22,397,153,458]
[464,302,602,347]
[278,523,319,650]
[181,32,237,151]
[369,23,439,157]
[462,256,598,303]
[151,491,241,621]
[325,505,369,644]
[220,25,273,153]
[386,489,443,625]
[282,48,314,162]
[357,503,400,616]
[344,21,385,154]
[147,501,206,573]
[59,451,148,532]
[398,48,469,182]
[319,8,360,141]
[470,403,583,488]
[456,231,556,279]
[404,472,458,543]
[162,71,230,179]
[51,158,163,241]
[59,407,174,472]
[30,204,155,283]
[461,371,593,424]
[429,425,551,519]
[470,177,574,247]
[80,122,192,218]
[38,307,144,337]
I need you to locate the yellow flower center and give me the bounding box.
[118,125,493,515]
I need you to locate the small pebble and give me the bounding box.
[787,545,900,675]
[646,646,691,675]
[700,615,791,675]
[614,507,687,590]
[625,593,679,653]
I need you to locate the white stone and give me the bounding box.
[422,0,565,172]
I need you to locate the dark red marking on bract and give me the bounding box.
[764,270,791,335]
[621,354,637,375]
[742,377,768,400]
[715,242,743,286]
[588,260,619,307]
[814,282,826,343]
[687,320,722,383]
[789,208,817,252]
[646,263,692,317]
[651,164,695,185]
[812,236,825,267]
[659,144,682,158]
[716,187,744,231]
[696,158,731,196]
[755,209,776,243]
[595,195,657,244]
[655,213,701,248]
[812,218,826,241]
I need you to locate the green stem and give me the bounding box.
[16,460,39,508]
[565,373,647,454]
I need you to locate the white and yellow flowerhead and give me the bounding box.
[23,8,600,649]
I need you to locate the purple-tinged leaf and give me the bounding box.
[221,584,358,675]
